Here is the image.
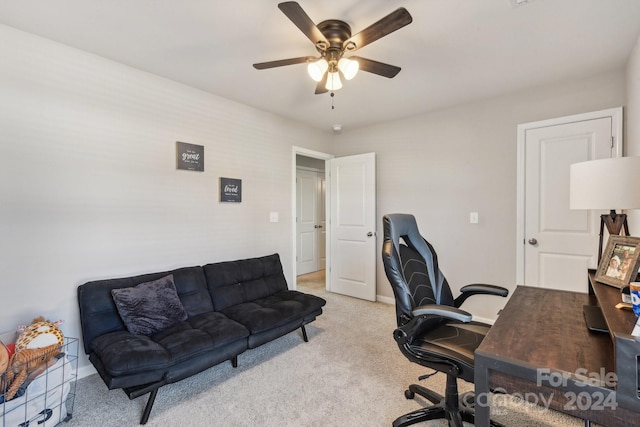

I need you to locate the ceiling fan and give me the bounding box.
[253,2,413,94]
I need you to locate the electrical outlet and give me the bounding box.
[269,212,279,223]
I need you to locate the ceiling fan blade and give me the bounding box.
[315,72,328,94]
[351,56,401,78]
[253,56,316,70]
[278,1,329,50]
[344,8,412,52]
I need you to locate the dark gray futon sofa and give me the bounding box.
[77,253,326,424]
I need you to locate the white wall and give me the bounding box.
[333,70,627,320]
[625,34,640,234]
[0,25,329,372]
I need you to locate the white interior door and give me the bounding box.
[329,153,376,301]
[517,108,622,292]
[297,169,323,275]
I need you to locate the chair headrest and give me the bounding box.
[383,213,425,254]
[383,213,445,304]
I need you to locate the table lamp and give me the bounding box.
[570,156,640,333]
[570,156,640,263]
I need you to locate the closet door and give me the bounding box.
[297,169,325,275]
[517,108,622,292]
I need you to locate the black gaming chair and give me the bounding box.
[381,213,509,427]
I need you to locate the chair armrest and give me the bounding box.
[394,305,472,345]
[412,304,473,323]
[454,284,509,308]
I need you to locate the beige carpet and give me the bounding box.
[66,270,590,426]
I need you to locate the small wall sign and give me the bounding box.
[176,141,204,171]
[220,177,242,203]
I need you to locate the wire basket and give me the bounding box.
[1,337,78,427]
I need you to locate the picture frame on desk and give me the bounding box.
[595,235,640,288]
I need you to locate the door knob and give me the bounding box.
[528,238,538,245]
[367,232,373,237]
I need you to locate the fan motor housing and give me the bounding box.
[317,20,352,50]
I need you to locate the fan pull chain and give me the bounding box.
[331,92,335,110]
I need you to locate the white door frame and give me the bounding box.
[292,147,334,290]
[515,107,623,285]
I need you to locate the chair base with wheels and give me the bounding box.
[394,376,504,427]
[394,375,467,427]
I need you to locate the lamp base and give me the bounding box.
[598,211,630,263]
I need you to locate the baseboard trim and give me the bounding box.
[78,364,97,380]
[376,294,395,305]
[473,316,495,325]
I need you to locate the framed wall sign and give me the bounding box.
[176,141,204,171]
[220,177,242,203]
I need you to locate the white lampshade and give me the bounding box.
[307,59,328,82]
[570,157,640,210]
[338,57,359,80]
[325,71,342,91]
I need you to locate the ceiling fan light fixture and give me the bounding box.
[254,3,413,95]
[338,57,359,80]
[307,59,328,82]
[325,71,342,91]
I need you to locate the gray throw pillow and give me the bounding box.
[111,274,188,336]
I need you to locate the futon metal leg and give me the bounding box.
[231,355,238,368]
[301,324,308,342]
[140,388,159,425]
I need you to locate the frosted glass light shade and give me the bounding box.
[325,71,342,91]
[338,57,359,80]
[307,59,328,82]
[570,157,640,210]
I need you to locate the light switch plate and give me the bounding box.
[269,212,279,223]
[470,212,479,224]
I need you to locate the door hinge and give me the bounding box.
[611,136,615,149]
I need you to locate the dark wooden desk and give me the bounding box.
[475,277,640,426]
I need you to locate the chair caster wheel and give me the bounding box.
[404,389,415,399]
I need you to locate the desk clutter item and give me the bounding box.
[616,302,633,310]
[621,285,632,304]
[630,282,640,316]
[1,336,78,427]
[632,318,640,337]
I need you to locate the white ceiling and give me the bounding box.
[1,0,639,133]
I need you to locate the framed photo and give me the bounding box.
[220,177,241,203]
[176,141,204,171]
[595,235,640,288]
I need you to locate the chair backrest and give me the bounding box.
[382,214,454,325]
